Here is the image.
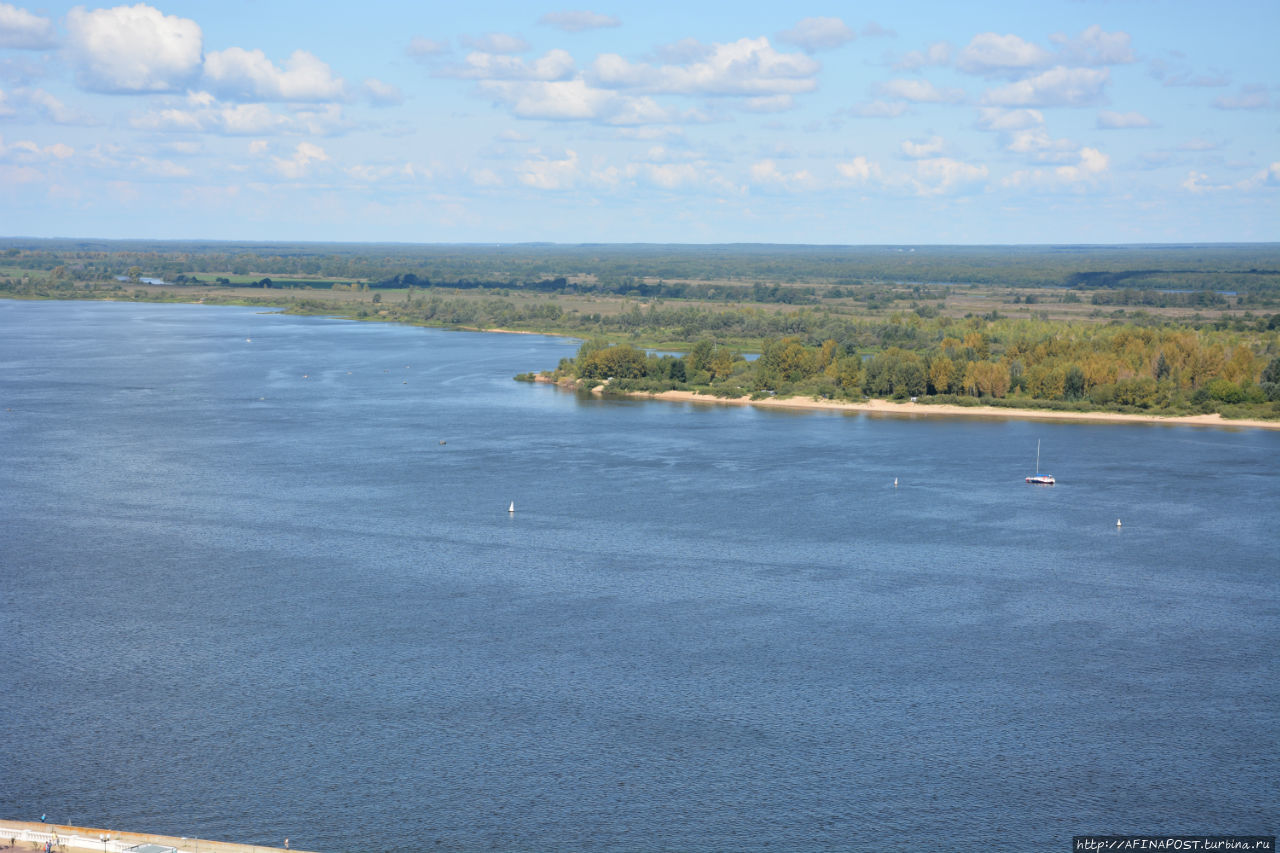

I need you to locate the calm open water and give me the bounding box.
[1,300,1276,853]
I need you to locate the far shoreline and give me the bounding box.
[563,382,1280,431]
[9,296,1278,431]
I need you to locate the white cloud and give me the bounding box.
[407,37,450,58]
[590,38,820,96]
[1183,162,1280,193]
[776,17,855,53]
[894,42,952,71]
[1004,127,1079,162]
[901,136,945,159]
[836,155,882,184]
[203,48,346,102]
[645,162,700,189]
[975,107,1044,132]
[0,133,74,162]
[441,49,575,81]
[479,78,674,125]
[956,33,1051,77]
[1049,26,1134,67]
[983,66,1110,107]
[743,94,795,113]
[1004,145,1108,189]
[913,157,988,195]
[519,149,579,189]
[537,11,620,33]
[363,78,403,106]
[461,33,530,54]
[0,2,56,49]
[272,141,328,179]
[132,91,349,135]
[1097,110,1153,129]
[749,158,816,191]
[875,78,964,104]
[66,4,203,93]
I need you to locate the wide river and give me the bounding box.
[1,301,1276,853]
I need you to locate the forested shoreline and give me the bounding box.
[3,240,1278,421]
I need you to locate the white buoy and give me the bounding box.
[1116,518,1122,527]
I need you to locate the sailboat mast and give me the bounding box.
[1035,439,1040,474]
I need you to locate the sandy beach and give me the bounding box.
[617,388,1280,430]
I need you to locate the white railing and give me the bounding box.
[1,827,143,853]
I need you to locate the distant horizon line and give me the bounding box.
[3,236,1278,250]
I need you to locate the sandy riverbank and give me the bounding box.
[618,388,1280,430]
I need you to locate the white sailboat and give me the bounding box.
[1026,440,1055,485]
[508,501,515,513]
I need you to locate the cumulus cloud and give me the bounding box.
[537,10,620,33]
[0,133,74,162]
[975,107,1044,131]
[1183,162,1280,193]
[912,157,988,195]
[1049,25,1133,66]
[1097,109,1153,129]
[440,48,575,81]
[0,2,56,49]
[776,17,855,53]
[519,148,579,189]
[1004,126,1079,162]
[837,155,882,183]
[874,78,964,104]
[363,78,403,106]
[982,66,1110,107]
[590,37,820,96]
[461,33,531,54]
[1003,145,1108,189]
[956,32,1051,77]
[894,41,951,71]
[131,91,349,135]
[743,94,795,113]
[272,141,328,178]
[203,48,346,102]
[66,3,203,93]
[901,136,945,159]
[749,158,816,191]
[479,77,673,125]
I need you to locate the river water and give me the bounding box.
[1,300,1276,852]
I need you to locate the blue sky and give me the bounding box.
[0,0,1276,243]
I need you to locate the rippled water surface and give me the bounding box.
[1,301,1276,852]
